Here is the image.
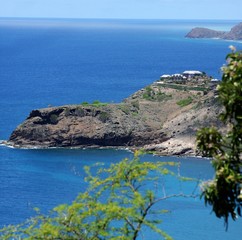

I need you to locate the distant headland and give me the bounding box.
[186,22,242,40]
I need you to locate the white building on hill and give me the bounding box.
[160,74,171,79]
[183,70,203,78]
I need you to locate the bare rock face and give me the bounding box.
[186,22,242,40]
[223,22,242,40]
[8,104,166,148]
[185,27,226,39]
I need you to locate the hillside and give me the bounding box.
[185,27,226,39]
[6,74,223,156]
[186,22,242,40]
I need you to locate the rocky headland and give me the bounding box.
[6,73,223,156]
[186,22,242,40]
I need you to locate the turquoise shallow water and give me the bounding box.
[0,18,241,239]
[1,147,241,239]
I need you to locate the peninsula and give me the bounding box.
[6,72,222,156]
[186,22,242,40]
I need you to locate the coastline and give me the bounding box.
[1,138,198,157]
[5,73,223,157]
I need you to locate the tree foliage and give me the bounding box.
[0,152,196,240]
[196,49,242,228]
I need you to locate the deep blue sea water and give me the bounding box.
[0,18,242,239]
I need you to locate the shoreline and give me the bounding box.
[1,138,199,158]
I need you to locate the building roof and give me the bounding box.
[172,73,183,77]
[183,70,203,75]
[160,74,171,78]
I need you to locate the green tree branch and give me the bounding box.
[197,49,242,228]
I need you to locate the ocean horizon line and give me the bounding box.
[0,17,241,22]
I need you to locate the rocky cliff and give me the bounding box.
[9,104,164,148]
[7,79,223,155]
[224,22,242,40]
[185,27,226,39]
[186,22,242,40]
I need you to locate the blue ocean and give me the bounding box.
[0,18,241,239]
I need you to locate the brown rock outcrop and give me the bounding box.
[223,22,242,40]
[8,104,166,148]
[185,27,226,39]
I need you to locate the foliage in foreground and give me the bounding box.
[197,49,242,228]
[0,152,196,240]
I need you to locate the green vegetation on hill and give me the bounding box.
[160,83,208,92]
[81,100,108,107]
[142,86,172,101]
[176,96,193,107]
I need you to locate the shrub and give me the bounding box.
[49,114,58,124]
[143,86,154,100]
[131,100,140,110]
[176,97,193,107]
[98,112,110,122]
[92,100,108,107]
[81,101,89,106]
[118,104,130,115]
[64,108,71,116]
[80,101,108,107]
[75,107,85,117]
[156,91,172,102]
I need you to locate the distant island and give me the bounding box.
[186,22,242,40]
[5,71,223,156]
